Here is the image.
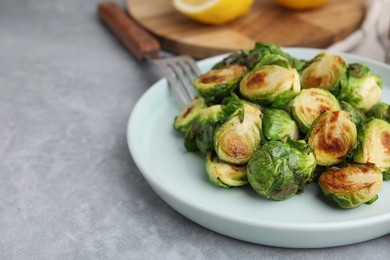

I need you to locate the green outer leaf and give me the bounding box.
[270,90,298,109]
[321,189,358,209]
[340,101,367,125]
[211,42,305,71]
[262,108,299,142]
[174,97,206,135]
[366,102,390,122]
[194,79,241,103]
[338,63,382,111]
[247,140,316,200]
[247,148,298,201]
[194,105,225,155]
[383,170,390,180]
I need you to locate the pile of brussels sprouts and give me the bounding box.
[173,42,390,209]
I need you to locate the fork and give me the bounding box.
[98,1,200,105]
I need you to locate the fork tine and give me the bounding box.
[170,62,195,102]
[154,60,189,105]
[185,57,202,77]
[153,56,201,105]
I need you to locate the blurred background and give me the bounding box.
[0,0,389,258]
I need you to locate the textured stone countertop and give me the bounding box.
[1,0,389,259]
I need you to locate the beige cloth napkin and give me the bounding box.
[328,0,390,63]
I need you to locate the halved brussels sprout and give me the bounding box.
[174,97,206,135]
[308,110,357,166]
[214,103,262,165]
[186,95,250,154]
[262,108,299,141]
[193,65,247,102]
[239,65,300,105]
[247,139,316,201]
[301,52,347,93]
[289,88,340,133]
[205,153,248,188]
[366,102,390,122]
[340,101,367,125]
[184,104,223,154]
[338,63,382,112]
[353,118,390,179]
[318,163,382,208]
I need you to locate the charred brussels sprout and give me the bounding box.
[338,63,382,112]
[188,95,248,154]
[353,118,390,180]
[318,163,382,208]
[262,108,299,141]
[205,153,248,188]
[193,65,247,102]
[289,88,340,133]
[301,52,347,93]
[214,103,262,165]
[247,140,316,201]
[239,65,300,105]
[366,102,390,121]
[308,110,357,166]
[174,97,206,134]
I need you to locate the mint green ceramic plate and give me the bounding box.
[127,49,390,248]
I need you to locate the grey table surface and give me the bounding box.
[1,0,390,259]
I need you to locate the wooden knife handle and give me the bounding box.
[98,1,160,60]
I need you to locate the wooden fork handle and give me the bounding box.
[97,1,161,60]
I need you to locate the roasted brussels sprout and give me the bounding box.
[184,104,223,153]
[214,103,262,165]
[338,63,382,112]
[308,110,357,166]
[248,42,306,70]
[212,42,305,70]
[289,88,340,133]
[301,52,347,93]
[174,97,206,135]
[205,153,248,188]
[353,118,390,180]
[366,102,390,121]
[239,65,300,105]
[318,163,382,209]
[186,95,250,154]
[193,65,247,102]
[247,139,316,201]
[262,108,299,141]
[340,101,367,125]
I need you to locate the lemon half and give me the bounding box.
[173,0,254,25]
[275,0,329,10]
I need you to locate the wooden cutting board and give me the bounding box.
[126,0,365,59]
